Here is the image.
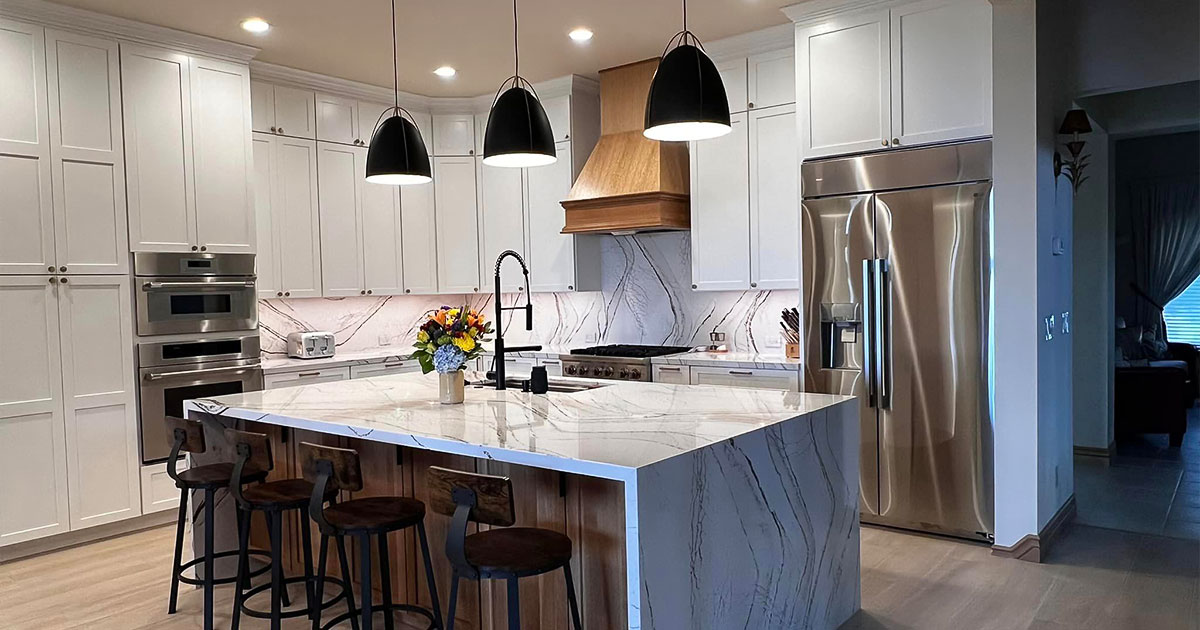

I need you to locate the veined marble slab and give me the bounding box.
[261,347,572,375]
[653,351,802,371]
[186,372,858,629]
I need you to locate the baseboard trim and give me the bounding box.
[1074,443,1113,458]
[991,494,1076,563]
[0,510,175,564]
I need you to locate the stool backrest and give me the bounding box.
[224,428,274,471]
[164,416,205,454]
[427,466,515,527]
[298,442,363,492]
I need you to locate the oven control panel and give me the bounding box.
[560,357,651,381]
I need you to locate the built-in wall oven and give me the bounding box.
[138,334,263,464]
[134,252,257,336]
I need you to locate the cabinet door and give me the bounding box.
[356,100,392,147]
[191,56,255,253]
[542,95,572,142]
[434,157,481,293]
[401,175,439,295]
[263,366,351,389]
[120,43,195,253]
[250,79,275,132]
[45,30,128,274]
[525,141,576,292]
[796,8,891,159]
[890,0,992,147]
[273,85,317,139]
[0,19,55,274]
[689,366,799,391]
[316,92,359,145]
[317,142,366,296]
[717,58,749,113]
[275,137,323,298]
[252,134,281,298]
[474,112,489,156]
[749,105,800,290]
[747,48,796,110]
[0,278,69,546]
[361,146,405,296]
[690,112,750,291]
[537,357,562,377]
[432,114,476,156]
[409,111,434,151]
[477,159,526,293]
[58,276,140,530]
[652,364,690,384]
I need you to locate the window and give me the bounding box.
[1165,275,1200,345]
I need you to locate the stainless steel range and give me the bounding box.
[562,345,693,381]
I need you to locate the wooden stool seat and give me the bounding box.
[241,478,335,510]
[322,496,426,534]
[176,462,267,488]
[464,528,572,577]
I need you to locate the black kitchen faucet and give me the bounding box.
[492,250,541,389]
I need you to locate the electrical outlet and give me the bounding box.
[764,334,782,349]
[377,334,391,347]
[585,333,598,343]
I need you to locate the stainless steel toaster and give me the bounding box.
[286,331,336,359]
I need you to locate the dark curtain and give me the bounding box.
[1128,174,1200,333]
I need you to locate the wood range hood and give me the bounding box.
[561,59,690,235]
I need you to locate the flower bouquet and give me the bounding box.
[412,306,493,403]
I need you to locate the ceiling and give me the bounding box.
[48,0,799,96]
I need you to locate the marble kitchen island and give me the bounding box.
[185,372,860,629]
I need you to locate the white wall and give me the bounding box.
[1065,0,1200,96]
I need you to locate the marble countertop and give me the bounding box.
[188,371,851,478]
[260,346,571,374]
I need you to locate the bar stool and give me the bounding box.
[301,441,445,630]
[163,417,271,630]
[427,466,582,630]
[226,429,347,630]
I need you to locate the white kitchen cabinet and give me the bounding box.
[140,460,187,514]
[400,175,439,295]
[409,110,434,151]
[254,133,322,299]
[498,356,537,377]
[542,96,572,142]
[316,92,359,145]
[717,58,749,114]
[432,114,476,156]
[690,113,750,291]
[537,357,563,377]
[356,100,392,147]
[0,277,69,546]
[360,150,405,296]
[264,366,351,389]
[317,142,366,296]
[652,364,691,385]
[251,80,317,139]
[57,275,140,530]
[433,156,482,293]
[749,105,800,290]
[689,366,799,391]
[190,56,255,254]
[474,112,488,156]
[350,360,422,379]
[477,159,526,292]
[889,0,991,147]
[45,29,128,275]
[747,48,796,110]
[796,8,891,159]
[525,141,580,292]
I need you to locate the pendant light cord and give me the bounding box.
[512,0,519,78]
[682,0,687,32]
[390,0,399,108]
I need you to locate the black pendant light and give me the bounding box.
[644,0,731,142]
[482,0,556,168]
[365,0,432,185]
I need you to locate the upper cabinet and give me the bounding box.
[433,156,481,293]
[315,92,359,145]
[795,0,991,160]
[251,80,317,139]
[718,52,794,114]
[121,42,254,253]
[477,159,526,293]
[0,21,128,275]
[399,166,439,295]
[718,59,750,113]
[254,133,322,299]
[432,114,476,156]
[690,113,751,291]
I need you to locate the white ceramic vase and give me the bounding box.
[439,370,465,404]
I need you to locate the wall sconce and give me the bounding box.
[1054,109,1092,195]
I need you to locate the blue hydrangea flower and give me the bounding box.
[432,344,467,374]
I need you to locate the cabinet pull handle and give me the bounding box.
[297,371,321,377]
[729,370,753,376]
[541,360,559,365]
[659,366,681,372]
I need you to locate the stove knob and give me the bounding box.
[566,365,577,375]
[592,366,604,377]
[603,366,614,377]
[619,368,630,379]
[630,368,642,380]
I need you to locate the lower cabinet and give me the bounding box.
[263,365,351,389]
[688,365,800,391]
[652,364,691,384]
[349,360,422,379]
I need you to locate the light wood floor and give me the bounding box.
[1,522,1196,630]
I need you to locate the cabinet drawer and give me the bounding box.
[264,366,350,389]
[652,364,691,385]
[688,366,799,391]
[537,357,563,377]
[140,461,187,514]
[350,361,421,379]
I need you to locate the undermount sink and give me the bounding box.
[470,377,609,394]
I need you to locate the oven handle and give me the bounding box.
[142,281,256,291]
[144,365,260,381]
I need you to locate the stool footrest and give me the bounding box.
[320,603,439,630]
[238,575,351,620]
[176,549,271,587]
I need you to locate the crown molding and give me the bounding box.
[703,22,795,62]
[0,0,258,63]
[782,0,894,26]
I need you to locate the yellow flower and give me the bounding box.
[452,336,475,352]
[417,330,429,343]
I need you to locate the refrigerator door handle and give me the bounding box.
[861,259,877,408]
[875,258,891,409]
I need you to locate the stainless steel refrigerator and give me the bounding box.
[801,140,994,541]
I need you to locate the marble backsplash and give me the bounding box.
[259,232,798,358]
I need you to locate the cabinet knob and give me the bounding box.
[750,282,758,288]
[518,286,524,291]
[748,102,755,109]
[892,138,900,146]
[278,127,284,134]
[567,285,574,291]
[468,149,474,155]
[405,289,411,294]
[59,277,68,284]
[284,291,291,297]
[48,266,55,272]
[200,246,208,252]
[191,245,199,251]
[882,140,889,147]
[692,284,698,289]
[270,126,277,133]
[59,266,67,273]
[360,290,366,295]
[277,291,283,297]
[472,287,478,292]
[366,290,372,295]
[49,277,57,284]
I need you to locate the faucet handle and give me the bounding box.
[526,303,534,330]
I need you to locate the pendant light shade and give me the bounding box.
[484,83,557,168]
[483,0,557,168]
[366,112,432,185]
[365,0,433,185]
[644,0,731,142]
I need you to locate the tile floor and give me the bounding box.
[1074,408,1200,539]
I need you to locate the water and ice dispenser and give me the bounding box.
[819,303,863,370]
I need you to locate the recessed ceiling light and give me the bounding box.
[434,66,457,78]
[240,18,270,34]
[569,27,593,42]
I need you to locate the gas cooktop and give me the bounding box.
[562,344,693,381]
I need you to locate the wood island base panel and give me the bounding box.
[185,371,860,629]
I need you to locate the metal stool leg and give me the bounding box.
[312,534,329,630]
[269,511,284,630]
[203,488,216,630]
[506,578,521,630]
[563,562,582,630]
[168,487,187,614]
[336,535,361,630]
[300,514,316,621]
[231,507,252,630]
[416,522,445,630]
[267,511,292,608]
[446,570,460,630]
[378,533,396,630]
[359,533,374,630]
